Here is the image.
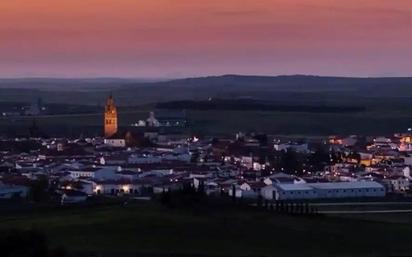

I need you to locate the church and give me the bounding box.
[103,94,148,147]
[103,94,186,147]
[104,94,118,138]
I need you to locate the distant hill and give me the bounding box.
[1,74,412,105]
[120,74,412,95]
[156,98,366,113]
[115,74,412,105]
[0,78,160,91]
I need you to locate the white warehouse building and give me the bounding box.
[261,181,385,201]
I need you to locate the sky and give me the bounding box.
[0,0,411,78]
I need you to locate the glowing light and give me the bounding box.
[122,185,130,193]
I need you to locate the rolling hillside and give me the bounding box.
[0,75,412,105]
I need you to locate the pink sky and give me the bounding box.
[0,0,411,78]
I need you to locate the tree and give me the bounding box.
[279,149,302,174]
[330,149,343,164]
[29,177,49,202]
[253,134,268,146]
[160,189,172,207]
[309,148,330,171]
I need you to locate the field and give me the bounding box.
[2,201,412,257]
[2,106,412,137]
[188,109,412,136]
[2,75,412,136]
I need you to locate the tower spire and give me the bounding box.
[104,94,118,138]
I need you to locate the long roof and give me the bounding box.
[308,181,384,190]
[273,181,384,191]
[275,183,314,191]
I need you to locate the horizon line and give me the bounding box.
[1,73,412,81]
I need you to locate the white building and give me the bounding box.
[384,176,410,193]
[228,182,259,199]
[261,184,316,201]
[104,138,126,148]
[261,181,385,201]
[94,180,142,195]
[274,142,309,153]
[69,167,118,180]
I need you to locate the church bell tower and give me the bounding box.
[104,94,118,138]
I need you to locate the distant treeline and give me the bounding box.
[156,99,366,113]
[0,102,101,115]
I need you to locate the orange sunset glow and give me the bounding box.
[1,0,411,77]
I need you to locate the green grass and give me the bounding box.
[2,202,412,257]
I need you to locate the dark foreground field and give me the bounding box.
[2,201,412,257]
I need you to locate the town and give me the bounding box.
[3,1,412,256]
[1,95,411,206]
